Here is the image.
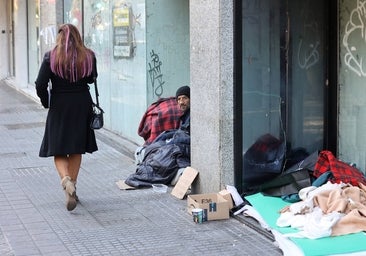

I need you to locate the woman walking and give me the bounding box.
[35,23,98,211]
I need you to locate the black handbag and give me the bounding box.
[90,76,104,130]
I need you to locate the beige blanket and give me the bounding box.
[313,183,366,236]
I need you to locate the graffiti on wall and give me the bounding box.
[343,0,366,77]
[148,50,165,98]
[297,38,320,70]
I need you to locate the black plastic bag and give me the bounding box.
[243,133,286,186]
[259,168,312,197]
[258,150,319,197]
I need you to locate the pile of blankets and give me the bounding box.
[277,181,366,239]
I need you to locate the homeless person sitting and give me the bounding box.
[125,86,191,188]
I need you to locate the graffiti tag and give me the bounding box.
[148,50,165,97]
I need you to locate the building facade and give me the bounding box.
[1,0,366,194]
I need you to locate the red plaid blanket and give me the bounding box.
[138,97,182,145]
[314,150,366,186]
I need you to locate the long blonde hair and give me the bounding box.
[50,24,94,82]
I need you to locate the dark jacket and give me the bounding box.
[125,129,190,187]
[180,109,190,134]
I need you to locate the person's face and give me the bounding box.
[177,95,190,112]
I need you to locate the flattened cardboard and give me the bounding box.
[187,193,230,220]
[171,167,198,199]
[219,189,234,209]
[116,180,136,190]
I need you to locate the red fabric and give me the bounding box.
[314,150,366,186]
[138,97,182,145]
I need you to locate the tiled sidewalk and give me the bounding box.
[0,80,282,256]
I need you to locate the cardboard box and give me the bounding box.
[219,189,234,210]
[187,193,229,221]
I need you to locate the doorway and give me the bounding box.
[237,0,334,190]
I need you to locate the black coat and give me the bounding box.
[35,52,98,157]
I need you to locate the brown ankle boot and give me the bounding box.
[61,176,77,211]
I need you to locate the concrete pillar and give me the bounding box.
[190,1,235,193]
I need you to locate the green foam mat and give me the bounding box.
[245,193,366,256]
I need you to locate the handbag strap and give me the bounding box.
[94,78,100,106]
[92,69,104,113]
[93,71,100,107]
